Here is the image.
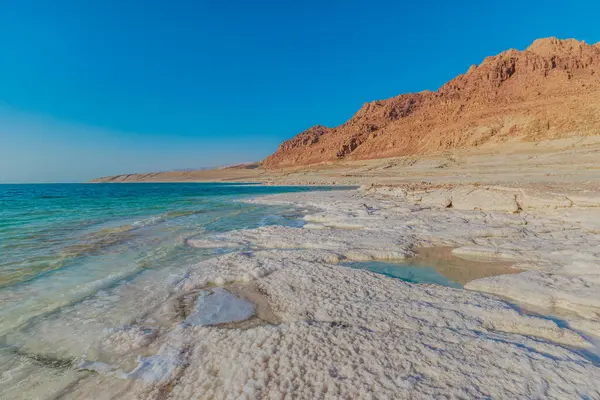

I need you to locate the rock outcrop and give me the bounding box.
[263,37,600,168]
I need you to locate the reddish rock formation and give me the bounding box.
[263,37,600,168]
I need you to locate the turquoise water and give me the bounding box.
[344,261,463,288]
[0,183,329,289]
[0,183,337,370]
[343,247,522,289]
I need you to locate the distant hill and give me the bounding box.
[91,163,262,183]
[263,37,600,168]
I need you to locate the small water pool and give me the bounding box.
[345,260,463,287]
[344,247,522,288]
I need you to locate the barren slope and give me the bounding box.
[263,37,600,168]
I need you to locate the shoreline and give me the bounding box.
[5,183,600,398]
[90,135,600,191]
[241,187,600,335]
[70,185,600,398]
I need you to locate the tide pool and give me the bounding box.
[343,247,521,288]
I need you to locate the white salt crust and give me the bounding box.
[244,188,600,335]
[14,188,600,399]
[184,288,255,327]
[68,251,600,399]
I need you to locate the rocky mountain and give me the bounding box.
[263,38,600,168]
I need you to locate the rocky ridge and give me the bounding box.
[263,37,600,168]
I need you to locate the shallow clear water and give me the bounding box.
[344,247,521,288]
[0,183,329,288]
[345,261,463,288]
[0,183,342,398]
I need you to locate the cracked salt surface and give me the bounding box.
[127,251,600,399]
[244,188,600,336]
[7,187,600,399]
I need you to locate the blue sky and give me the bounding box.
[1,0,599,182]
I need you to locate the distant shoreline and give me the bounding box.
[90,135,600,193]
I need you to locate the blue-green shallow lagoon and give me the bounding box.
[0,183,340,339]
[1,183,354,398]
[1,183,334,287]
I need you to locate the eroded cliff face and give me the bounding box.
[263,38,600,168]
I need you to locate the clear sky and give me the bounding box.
[1,0,599,182]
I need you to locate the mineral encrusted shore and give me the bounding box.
[60,185,600,399]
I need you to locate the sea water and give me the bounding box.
[0,183,338,398]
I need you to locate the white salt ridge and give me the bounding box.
[188,225,413,261]
[246,189,600,337]
[185,288,255,326]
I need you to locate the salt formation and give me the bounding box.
[244,187,600,338]
[71,248,598,399]
[20,187,600,399]
[184,288,255,326]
